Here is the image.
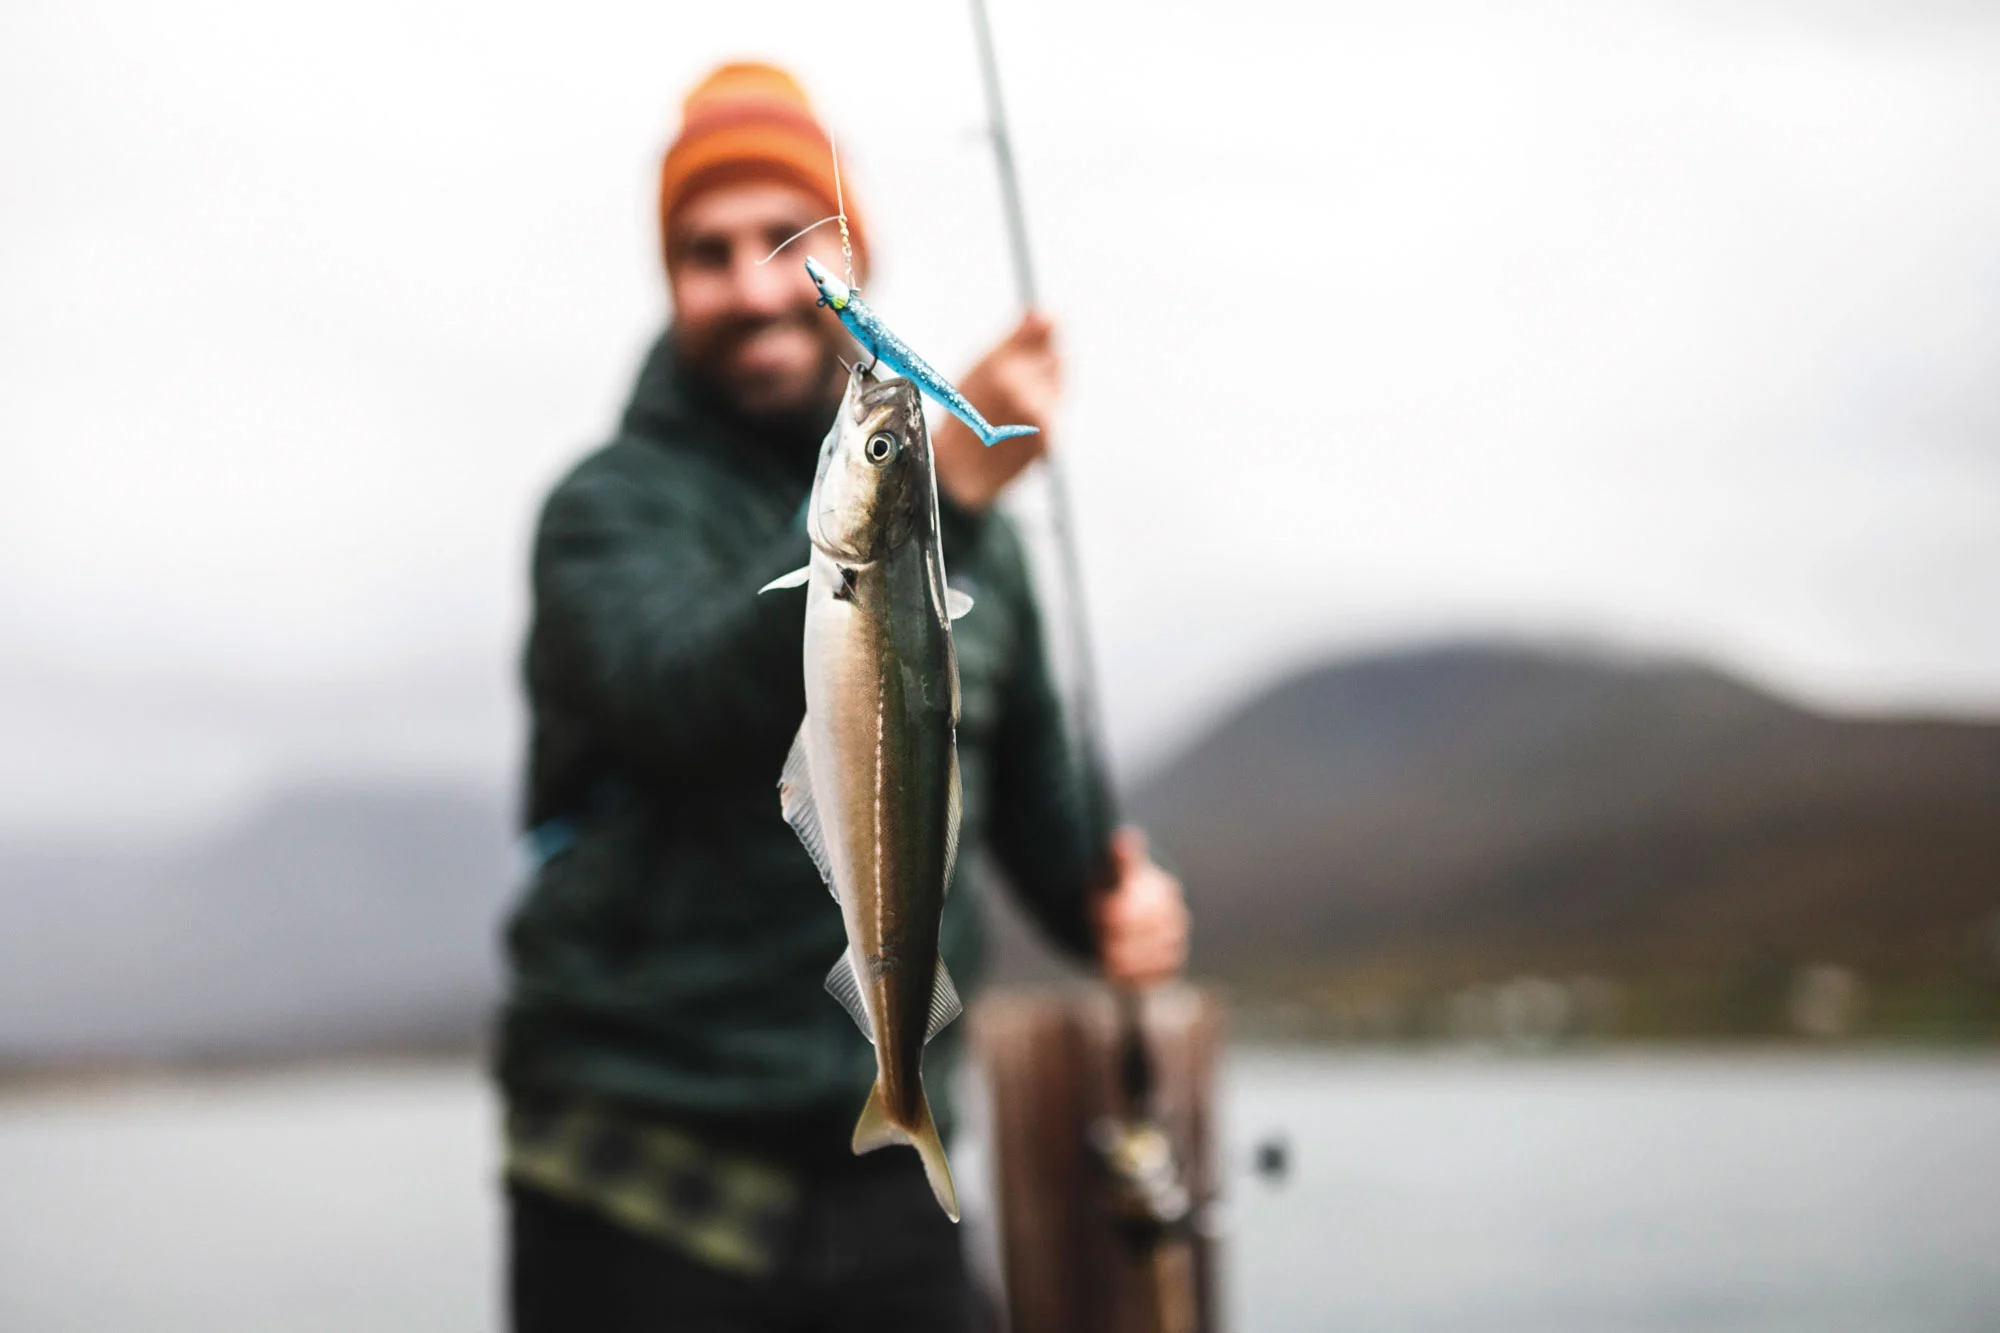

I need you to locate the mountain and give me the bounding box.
[7,642,1998,1062]
[0,783,515,1063]
[1129,643,2000,989]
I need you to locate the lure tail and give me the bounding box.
[852,1077,960,1222]
[977,422,1039,448]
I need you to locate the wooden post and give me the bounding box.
[970,984,1223,1333]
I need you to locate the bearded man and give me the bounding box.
[497,62,1187,1333]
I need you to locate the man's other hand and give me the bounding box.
[1093,827,1190,987]
[933,311,1060,511]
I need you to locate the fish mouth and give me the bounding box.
[862,374,920,403]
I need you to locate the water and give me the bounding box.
[1221,1051,2000,1333]
[0,1053,1995,1332]
[0,1065,499,1333]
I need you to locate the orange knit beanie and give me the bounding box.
[658,62,867,271]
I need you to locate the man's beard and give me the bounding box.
[681,307,846,430]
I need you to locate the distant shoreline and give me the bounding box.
[0,1040,485,1100]
[12,1035,2000,1106]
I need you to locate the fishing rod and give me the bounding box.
[968,5,1195,1329]
[966,0,1117,859]
[965,0,1134,1050]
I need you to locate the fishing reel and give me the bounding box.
[1089,1113,1193,1241]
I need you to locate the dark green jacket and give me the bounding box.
[497,332,1099,1155]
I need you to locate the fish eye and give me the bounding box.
[864,432,898,465]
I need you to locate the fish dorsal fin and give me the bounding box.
[946,588,974,620]
[759,566,811,594]
[825,948,873,1043]
[942,745,961,894]
[780,722,835,897]
[925,958,963,1044]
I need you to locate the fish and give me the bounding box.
[758,362,976,1221]
[805,254,1039,449]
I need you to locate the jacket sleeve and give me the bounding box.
[527,454,810,792]
[981,541,1112,963]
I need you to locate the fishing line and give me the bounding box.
[753,133,857,288]
[831,131,854,287]
[755,216,843,267]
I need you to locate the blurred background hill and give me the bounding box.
[1129,643,2000,1040]
[0,785,512,1065]
[8,639,1996,1067]
[1143,642,2000,972]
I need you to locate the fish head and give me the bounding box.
[804,255,852,311]
[807,365,932,563]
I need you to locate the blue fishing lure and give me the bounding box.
[805,255,1038,448]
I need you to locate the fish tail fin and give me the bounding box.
[852,1077,960,1223]
[978,423,1040,448]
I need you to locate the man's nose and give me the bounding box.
[726,248,802,315]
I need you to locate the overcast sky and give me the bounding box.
[3,0,1997,837]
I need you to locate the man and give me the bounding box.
[498,62,1188,1333]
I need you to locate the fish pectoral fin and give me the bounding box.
[852,1077,959,1223]
[758,566,811,594]
[824,947,873,1043]
[945,588,974,621]
[780,723,836,896]
[925,958,963,1044]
